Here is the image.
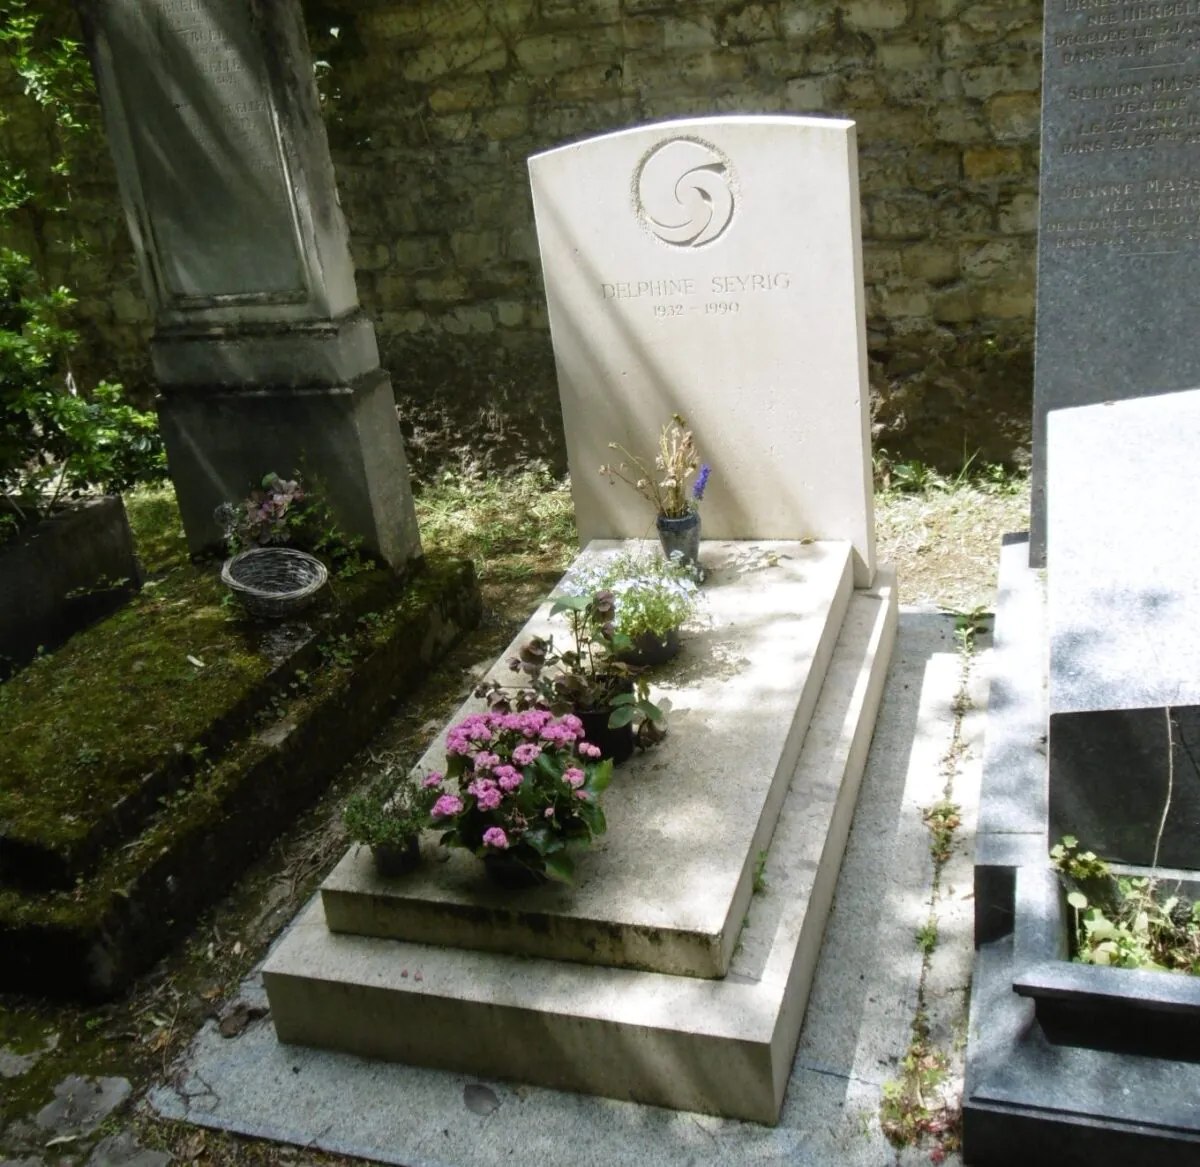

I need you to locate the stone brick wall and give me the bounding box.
[3,0,1043,476]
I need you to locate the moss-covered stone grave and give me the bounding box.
[0,552,479,1000]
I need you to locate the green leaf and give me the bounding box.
[586,758,613,795]
[610,691,635,706]
[607,704,636,727]
[550,594,590,616]
[543,851,575,883]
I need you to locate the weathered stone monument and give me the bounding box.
[75,0,421,567]
[263,116,896,1124]
[1031,0,1200,560]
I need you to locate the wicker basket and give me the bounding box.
[220,547,328,620]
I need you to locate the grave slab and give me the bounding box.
[1047,390,1200,867]
[1031,5,1200,558]
[263,569,897,1124]
[321,539,852,978]
[151,608,961,1167]
[528,116,875,585]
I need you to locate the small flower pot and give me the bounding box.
[616,627,681,668]
[483,853,548,889]
[578,707,635,765]
[656,511,701,571]
[371,836,421,877]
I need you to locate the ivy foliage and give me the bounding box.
[0,1,164,539]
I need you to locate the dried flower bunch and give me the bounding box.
[215,472,305,550]
[600,414,710,519]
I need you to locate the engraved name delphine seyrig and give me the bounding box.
[635,138,734,248]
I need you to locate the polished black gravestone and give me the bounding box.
[965,536,1200,1166]
[1046,389,1200,868]
[75,0,421,568]
[1030,3,1200,561]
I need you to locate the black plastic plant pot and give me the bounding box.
[483,853,549,889]
[371,836,420,878]
[578,708,635,765]
[616,627,681,668]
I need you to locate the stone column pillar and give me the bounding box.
[75,0,422,569]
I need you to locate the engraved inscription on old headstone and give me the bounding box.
[1032,0,1200,559]
[92,0,306,308]
[77,0,423,569]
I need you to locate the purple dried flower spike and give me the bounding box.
[692,463,711,502]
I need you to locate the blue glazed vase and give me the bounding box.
[656,510,701,570]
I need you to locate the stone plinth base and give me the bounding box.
[262,553,897,1123]
[158,369,421,569]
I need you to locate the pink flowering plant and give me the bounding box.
[429,708,613,883]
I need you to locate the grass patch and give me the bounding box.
[414,464,575,584]
[880,1010,959,1154]
[874,457,1029,610]
[923,800,961,866]
[124,486,191,577]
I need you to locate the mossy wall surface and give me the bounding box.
[0,0,1041,472]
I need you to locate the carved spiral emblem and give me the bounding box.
[634,138,735,248]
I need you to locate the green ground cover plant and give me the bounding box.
[1052,836,1200,973]
[0,2,164,542]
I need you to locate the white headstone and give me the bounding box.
[528,115,875,586]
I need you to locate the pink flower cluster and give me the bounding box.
[431,794,463,819]
[467,777,503,811]
[445,709,592,759]
[482,827,509,849]
[432,710,604,851]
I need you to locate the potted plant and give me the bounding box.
[476,590,664,764]
[342,776,435,878]
[1,251,165,675]
[429,709,613,887]
[599,414,711,569]
[562,550,701,666]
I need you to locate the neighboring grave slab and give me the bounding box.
[1031,5,1200,559]
[321,539,853,978]
[1047,389,1200,867]
[528,117,876,586]
[76,0,420,567]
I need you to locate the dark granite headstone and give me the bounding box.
[1031,3,1200,562]
[76,0,421,567]
[1047,389,1200,867]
